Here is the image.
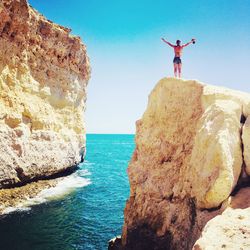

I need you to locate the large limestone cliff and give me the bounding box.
[0,0,90,188]
[115,78,250,250]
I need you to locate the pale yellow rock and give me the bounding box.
[193,208,250,250]
[121,78,250,250]
[193,188,250,250]
[0,0,90,188]
[189,99,243,208]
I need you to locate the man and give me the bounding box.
[161,38,196,78]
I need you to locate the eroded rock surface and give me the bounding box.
[0,0,90,188]
[117,78,250,250]
[193,187,250,250]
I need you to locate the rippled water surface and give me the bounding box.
[0,134,134,250]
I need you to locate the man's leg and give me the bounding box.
[177,63,182,78]
[174,64,178,77]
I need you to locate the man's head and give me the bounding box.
[176,40,181,46]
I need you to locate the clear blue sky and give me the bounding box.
[29,0,250,134]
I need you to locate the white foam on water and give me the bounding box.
[82,161,95,167]
[1,170,91,215]
[78,169,91,176]
[2,206,31,214]
[37,174,91,201]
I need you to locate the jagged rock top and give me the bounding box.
[0,0,90,81]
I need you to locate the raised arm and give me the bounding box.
[161,38,175,47]
[182,39,196,48]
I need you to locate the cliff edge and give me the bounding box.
[112,78,250,250]
[0,0,90,188]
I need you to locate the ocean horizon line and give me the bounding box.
[86,133,135,136]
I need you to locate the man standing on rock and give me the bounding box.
[161,38,196,78]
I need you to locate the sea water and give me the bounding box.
[0,134,134,250]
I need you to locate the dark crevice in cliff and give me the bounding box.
[124,223,173,250]
[188,198,197,229]
[240,113,246,169]
[240,112,246,161]
[231,166,250,196]
[231,112,250,196]
[15,166,29,182]
[167,193,174,202]
[170,214,177,225]
[200,203,222,212]
[0,164,79,189]
[240,113,246,124]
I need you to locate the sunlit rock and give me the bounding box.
[0,0,90,188]
[119,78,250,249]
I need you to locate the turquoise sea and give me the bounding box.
[0,134,135,250]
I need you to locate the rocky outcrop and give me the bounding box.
[193,187,250,250]
[0,0,90,188]
[114,78,250,249]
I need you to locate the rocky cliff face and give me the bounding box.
[116,78,250,250]
[0,0,90,188]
